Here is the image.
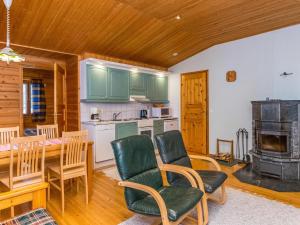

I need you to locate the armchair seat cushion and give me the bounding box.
[171,170,228,193]
[129,186,203,222]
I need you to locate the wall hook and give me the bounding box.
[280,72,294,76]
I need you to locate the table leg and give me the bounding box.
[87,143,94,194]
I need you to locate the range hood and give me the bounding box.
[130,95,150,103]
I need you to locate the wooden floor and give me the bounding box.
[2,160,300,224]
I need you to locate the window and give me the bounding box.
[23,80,30,115]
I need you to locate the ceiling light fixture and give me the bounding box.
[175,15,181,20]
[172,52,178,56]
[156,72,165,77]
[130,68,138,73]
[0,0,25,64]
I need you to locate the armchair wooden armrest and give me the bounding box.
[159,164,208,225]
[119,181,169,224]
[178,166,209,225]
[189,155,222,171]
[159,164,197,188]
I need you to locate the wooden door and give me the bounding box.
[54,63,66,136]
[181,71,208,155]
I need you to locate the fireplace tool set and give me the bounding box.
[236,128,251,163]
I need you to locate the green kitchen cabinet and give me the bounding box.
[146,75,157,100]
[83,62,168,103]
[86,64,108,100]
[115,122,138,139]
[153,119,164,149]
[130,72,146,95]
[155,76,168,101]
[146,75,168,102]
[153,120,164,136]
[108,68,130,101]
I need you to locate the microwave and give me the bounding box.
[152,107,172,118]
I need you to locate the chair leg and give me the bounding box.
[219,184,226,204]
[61,177,65,214]
[201,194,209,225]
[84,174,88,204]
[47,170,51,200]
[151,219,162,225]
[10,206,14,218]
[196,202,204,225]
[208,185,227,205]
[77,177,80,193]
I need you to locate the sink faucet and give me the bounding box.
[113,112,122,121]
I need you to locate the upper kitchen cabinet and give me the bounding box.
[108,67,129,101]
[146,75,168,103]
[130,72,146,96]
[86,64,108,100]
[80,60,168,103]
[146,75,157,101]
[156,76,168,101]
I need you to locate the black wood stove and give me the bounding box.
[251,100,300,180]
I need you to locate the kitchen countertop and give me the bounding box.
[81,117,178,126]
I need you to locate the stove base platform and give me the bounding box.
[233,164,300,192]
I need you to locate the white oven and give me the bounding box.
[138,119,153,141]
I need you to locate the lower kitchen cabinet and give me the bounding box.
[116,122,138,139]
[154,120,164,136]
[153,120,164,149]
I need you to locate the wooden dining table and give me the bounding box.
[0,138,94,192]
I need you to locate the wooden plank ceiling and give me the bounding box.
[1,0,300,68]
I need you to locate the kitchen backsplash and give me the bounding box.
[81,102,152,121]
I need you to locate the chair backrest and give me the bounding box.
[155,130,192,184]
[37,124,58,139]
[60,130,88,171]
[10,135,46,189]
[111,135,163,206]
[0,126,19,145]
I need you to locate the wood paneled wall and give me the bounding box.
[0,62,22,130]
[23,68,54,129]
[66,56,80,131]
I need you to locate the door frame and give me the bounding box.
[180,70,209,155]
[54,63,67,133]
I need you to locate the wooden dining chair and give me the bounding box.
[37,124,59,139]
[0,126,19,145]
[47,130,89,214]
[0,135,46,216]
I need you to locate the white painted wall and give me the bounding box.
[169,24,300,154]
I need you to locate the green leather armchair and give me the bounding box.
[111,135,206,225]
[155,130,227,206]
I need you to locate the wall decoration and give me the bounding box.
[226,70,236,82]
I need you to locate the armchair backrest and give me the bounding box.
[111,135,163,206]
[155,130,192,184]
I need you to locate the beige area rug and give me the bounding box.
[102,166,300,225]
